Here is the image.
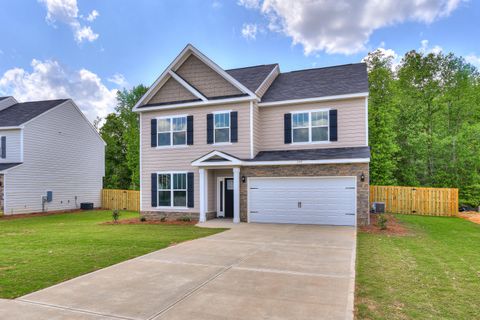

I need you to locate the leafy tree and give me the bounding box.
[100,85,148,190]
[364,50,399,185]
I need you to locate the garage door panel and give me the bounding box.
[248,177,356,226]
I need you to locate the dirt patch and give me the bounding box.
[101,218,198,226]
[359,214,409,235]
[458,212,480,225]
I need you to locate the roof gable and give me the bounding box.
[226,64,278,93]
[134,44,257,111]
[0,99,68,127]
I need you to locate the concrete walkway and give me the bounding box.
[3,221,356,320]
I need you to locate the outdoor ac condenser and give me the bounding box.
[372,202,386,214]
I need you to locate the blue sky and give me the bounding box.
[0,0,478,121]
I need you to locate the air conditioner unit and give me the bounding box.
[372,202,385,214]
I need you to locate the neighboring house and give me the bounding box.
[134,44,370,226]
[0,97,105,215]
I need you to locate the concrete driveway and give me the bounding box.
[2,221,356,320]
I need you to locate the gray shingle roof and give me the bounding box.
[249,146,370,162]
[0,99,68,127]
[261,63,368,103]
[226,64,278,93]
[0,163,22,172]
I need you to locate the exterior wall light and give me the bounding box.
[360,172,365,182]
[242,176,246,183]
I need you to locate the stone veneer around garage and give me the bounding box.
[239,163,370,226]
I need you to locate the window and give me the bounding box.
[0,136,5,159]
[157,116,187,147]
[214,112,230,143]
[292,110,329,143]
[157,173,187,207]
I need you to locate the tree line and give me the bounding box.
[100,50,480,206]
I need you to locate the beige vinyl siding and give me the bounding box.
[175,54,242,98]
[141,102,250,213]
[258,98,367,151]
[4,101,105,215]
[147,77,197,105]
[252,102,261,157]
[0,129,22,163]
[256,66,279,98]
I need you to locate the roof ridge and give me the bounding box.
[15,98,69,104]
[280,63,366,75]
[225,63,278,71]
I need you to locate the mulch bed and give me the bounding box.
[101,218,198,225]
[359,214,409,236]
[458,211,480,225]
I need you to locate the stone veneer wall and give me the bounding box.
[239,163,370,226]
[141,210,216,221]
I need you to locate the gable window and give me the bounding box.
[214,112,230,143]
[292,110,329,143]
[158,172,187,207]
[157,116,187,147]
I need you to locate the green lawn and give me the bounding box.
[0,210,225,299]
[356,215,480,319]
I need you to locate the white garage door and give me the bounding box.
[248,177,356,226]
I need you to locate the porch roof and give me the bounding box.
[0,163,22,172]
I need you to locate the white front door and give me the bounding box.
[248,177,356,226]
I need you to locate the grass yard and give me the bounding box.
[0,210,225,299]
[356,214,480,319]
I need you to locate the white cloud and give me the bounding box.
[38,0,99,43]
[108,73,129,88]
[0,59,117,122]
[466,54,480,68]
[239,0,463,55]
[241,23,258,40]
[237,0,260,9]
[419,39,443,54]
[86,9,99,22]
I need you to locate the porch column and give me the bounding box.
[199,168,206,222]
[233,167,240,223]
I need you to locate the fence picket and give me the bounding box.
[102,189,140,211]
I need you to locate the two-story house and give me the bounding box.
[0,97,105,215]
[134,44,370,226]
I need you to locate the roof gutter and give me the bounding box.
[258,92,369,107]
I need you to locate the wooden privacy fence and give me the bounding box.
[102,189,140,211]
[370,185,458,216]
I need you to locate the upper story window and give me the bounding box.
[292,110,329,143]
[157,116,187,147]
[214,112,230,143]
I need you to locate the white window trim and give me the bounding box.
[213,111,231,145]
[291,109,331,144]
[156,171,188,209]
[156,115,188,148]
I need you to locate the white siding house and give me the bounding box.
[0,97,105,215]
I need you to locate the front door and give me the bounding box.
[224,178,234,218]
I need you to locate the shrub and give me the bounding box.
[177,216,191,222]
[460,185,480,208]
[140,216,146,222]
[112,210,120,223]
[377,214,387,230]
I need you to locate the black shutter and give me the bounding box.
[151,173,157,207]
[151,118,157,147]
[1,136,5,159]
[206,114,214,144]
[284,113,292,144]
[187,172,194,208]
[230,111,238,143]
[329,109,338,141]
[187,115,194,145]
